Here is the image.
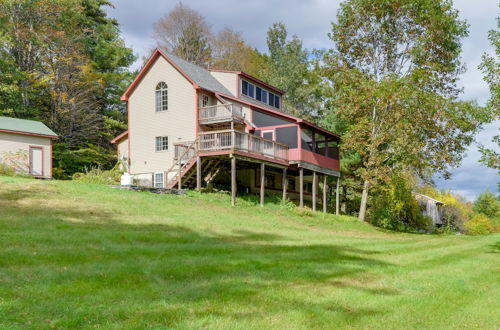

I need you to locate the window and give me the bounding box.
[256,87,262,101]
[241,79,280,109]
[287,178,295,191]
[248,83,254,98]
[155,82,168,112]
[269,92,275,107]
[242,80,248,95]
[154,172,164,188]
[202,94,209,107]
[155,136,168,151]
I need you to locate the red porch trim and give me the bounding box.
[289,148,340,172]
[198,149,289,167]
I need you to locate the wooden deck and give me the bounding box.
[198,129,288,164]
[198,104,244,125]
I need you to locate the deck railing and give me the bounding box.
[198,129,288,161]
[174,140,197,163]
[198,104,244,124]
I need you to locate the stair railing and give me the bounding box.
[165,138,199,189]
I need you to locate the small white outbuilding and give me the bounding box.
[0,116,58,179]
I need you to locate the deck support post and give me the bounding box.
[231,156,236,206]
[312,171,317,211]
[282,168,287,203]
[336,176,340,215]
[196,156,201,191]
[323,175,328,213]
[260,163,265,207]
[299,167,304,208]
[178,154,181,190]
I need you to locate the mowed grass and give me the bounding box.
[0,176,499,329]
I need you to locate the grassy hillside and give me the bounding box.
[0,176,499,329]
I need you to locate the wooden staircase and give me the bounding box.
[165,139,225,189]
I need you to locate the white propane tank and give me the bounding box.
[120,173,133,186]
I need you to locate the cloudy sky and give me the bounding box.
[106,0,499,200]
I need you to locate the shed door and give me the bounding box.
[30,147,43,176]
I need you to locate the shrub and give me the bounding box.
[72,164,123,185]
[464,213,493,235]
[372,176,431,232]
[0,150,31,178]
[440,204,466,232]
[53,143,116,179]
[418,186,473,232]
[473,190,500,219]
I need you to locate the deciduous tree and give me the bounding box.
[479,13,499,174]
[152,2,212,67]
[324,0,494,221]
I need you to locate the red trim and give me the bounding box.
[49,139,53,178]
[256,123,297,130]
[198,150,289,167]
[236,74,240,98]
[261,129,276,141]
[195,89,199,135]
[298,125,302,149]
[29,145,44,177]
[0,128,57,139]
[289,148,340,172]
[111,130,128,144]
[121,48,199,101]
[127,101,131,172]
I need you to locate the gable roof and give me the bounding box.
[121,48,232,101]
[0,116,57,138]
[111,130,128,144]
[167,53,233,96]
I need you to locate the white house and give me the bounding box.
[114,48,342,212]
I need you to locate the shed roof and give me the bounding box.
[0,116,57,138]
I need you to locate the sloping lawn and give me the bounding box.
[0,176,498,329]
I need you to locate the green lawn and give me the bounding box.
[0,176,499,329]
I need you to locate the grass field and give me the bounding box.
[0,176,499,329]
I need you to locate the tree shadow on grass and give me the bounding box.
[0,194,398,328]
[490,240,500,253]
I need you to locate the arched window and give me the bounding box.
[155,82,168,112]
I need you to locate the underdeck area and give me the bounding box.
[168,151,340,213]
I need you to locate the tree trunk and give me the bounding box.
[358,180,369,221]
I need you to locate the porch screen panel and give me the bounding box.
[276,126,297,148]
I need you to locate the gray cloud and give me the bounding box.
[106,0,499,200]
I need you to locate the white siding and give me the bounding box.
[117,138,128,160]
[0,132,52,178]
[128,56,197,178]
[210,71,238,96]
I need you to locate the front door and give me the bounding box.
[29,147,43,176]
[262,130,275,157]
